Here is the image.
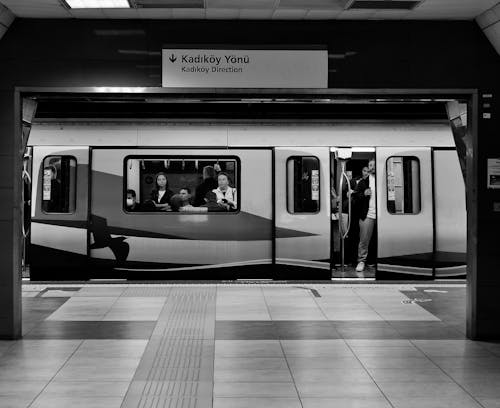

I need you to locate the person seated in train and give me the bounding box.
[352,158,376,272]
[171,191,208,213]
[212,172,237,210]
[193,165,218,207]
[179,187,193,207]
[201,191,227,212]
[125,189,144,212]
[149,172,174,211]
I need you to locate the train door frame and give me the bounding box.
[331,147,377,279]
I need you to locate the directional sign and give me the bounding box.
[162,49,328,88]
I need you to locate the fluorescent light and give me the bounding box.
[65,0,130,8]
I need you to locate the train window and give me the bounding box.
[41,156,77,214]
[386,156,421,214]
[124,157,239,213]
[287,156,320,214]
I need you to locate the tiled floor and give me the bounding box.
[1,283,499,407]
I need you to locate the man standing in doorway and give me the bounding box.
[354,158,376,272]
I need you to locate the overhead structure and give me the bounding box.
[477,2,500,55]
[0,2,14,41]
[0,0,498,20]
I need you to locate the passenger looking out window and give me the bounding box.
[149,172,174,211]
[42,156,76,214]
[43,165,62,213]
[126,189,140,212]
[213,172,237,210]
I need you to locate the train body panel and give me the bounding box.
[89,148,273,278]
[376,147,434,276]
[275,147,331,274]
[27,122,467,280]
[433,149,467,277]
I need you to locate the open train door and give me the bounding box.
[274,147,331,279]
[376,147,434,278]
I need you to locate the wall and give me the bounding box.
[0,19,499,338]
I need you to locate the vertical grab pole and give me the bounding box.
[339,161,345,274]
[339,161,353,274]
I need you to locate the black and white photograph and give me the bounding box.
[0,0,499,407]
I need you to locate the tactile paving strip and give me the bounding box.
[122,287,216,408]
[121,287,174,297]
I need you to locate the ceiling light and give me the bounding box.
[65,0,131,8]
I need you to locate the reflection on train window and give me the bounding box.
[386,156,421,214]
[287,156,320,214]
[42,156,76,213]
[124,157,239,213]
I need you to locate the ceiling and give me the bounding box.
[0,0,498,20]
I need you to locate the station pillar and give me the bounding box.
[467,90,500,340]
[0,89,22,339]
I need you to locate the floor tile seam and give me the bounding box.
[25,339,85,408]
[408,339,489,407]
[342,339,398,408]
[260,286,303,407]
[349,289,398,323]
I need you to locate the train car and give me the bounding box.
[25,122,466,281]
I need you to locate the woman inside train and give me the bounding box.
[149,172,174,211]
[212,172,237,210]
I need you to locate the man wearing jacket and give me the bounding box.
[353,158,376,272]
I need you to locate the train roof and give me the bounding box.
[28,122,456,148]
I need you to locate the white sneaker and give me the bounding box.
[356,262,365,272]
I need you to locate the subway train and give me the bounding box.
[25,122,466,280]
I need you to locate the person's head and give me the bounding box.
[361,166,369,179]
[126,189,137,208]
[179,187,191,204]
[45,165,57,180]
[203,165,216,180]
[217,172,230,190]
[346,170,352,181]
[204,191,217,203]
[155,172,168,190]
[169,194,184,211]
[368,158,376,175]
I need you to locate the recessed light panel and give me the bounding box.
[65,0,131,8]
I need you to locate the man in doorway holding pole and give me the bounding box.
[354,158,376,272]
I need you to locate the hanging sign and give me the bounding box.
[162,49,328,88]
[487,158,500,189]
[43,168,52,200]
[311,170,320,200]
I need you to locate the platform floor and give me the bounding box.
[2,283,500,408]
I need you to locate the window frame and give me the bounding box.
[41,155,77,215]
[385,155,421,215]
[286,155,321,215]
[123,154,241,215]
